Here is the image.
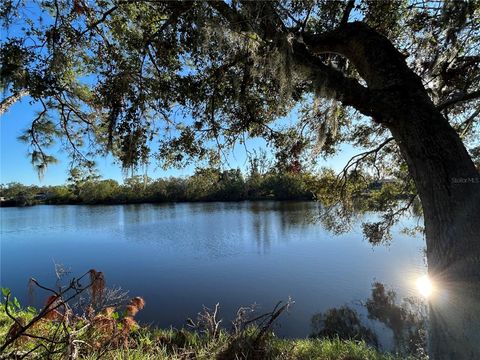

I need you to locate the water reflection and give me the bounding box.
[310,306,378,346]
[0,202,426,339]
[117,202,320,256]
[310,282,427,357]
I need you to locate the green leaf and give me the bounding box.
[1,288,10,297]
[13,297,21,309]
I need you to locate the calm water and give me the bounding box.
[0,202,425,338]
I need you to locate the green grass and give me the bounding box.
[275,338,398,360]
[79,336,399,360]
[0,304,401,360]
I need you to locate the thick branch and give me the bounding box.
[209,2,373,116]
[302,22,422,91]
[340,0,355,26]
[291,40,374,117]
[0,91,28,117]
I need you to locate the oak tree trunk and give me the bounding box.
[316,23,480,358]
[382,83,480,359]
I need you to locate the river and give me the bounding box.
[0,201,425,339]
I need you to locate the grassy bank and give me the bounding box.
[81,335,399,360]
[0,303,403,360]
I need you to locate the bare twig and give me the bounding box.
[0,270,93,352]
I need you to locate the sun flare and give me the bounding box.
[416,274,433,298]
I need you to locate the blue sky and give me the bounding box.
[1,95,359,185]
[0,95,194,185]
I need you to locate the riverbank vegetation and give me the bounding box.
[0,269,411,360]
[0,169,317,206]
[0,304,398,360]
[1,167,407,207]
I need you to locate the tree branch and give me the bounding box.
[79,5,119,37]
[302,22,419,90]
[340,0,355,26]
[209,2,374,116]
[436,90,480,111]
[291,40,374,117]
[459,108,480,137]
[0,271,93,352]
[208,1,253,33]
[339,137,395,181]
[0,91,28,117]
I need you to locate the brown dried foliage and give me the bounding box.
[89,269,106,306]
[129,297,145,311]
[2,270,146,356]
[87,296,145,349]
[43,295,63,320]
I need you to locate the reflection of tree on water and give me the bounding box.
[311,306,378,347]
[249,201,320,254]
[310,282,427,358]
[315,176,424,246]
[366,283,427,356]
[250,201,319,229]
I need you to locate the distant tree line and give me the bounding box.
[1,165,410,209]
[0,168,324,206]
